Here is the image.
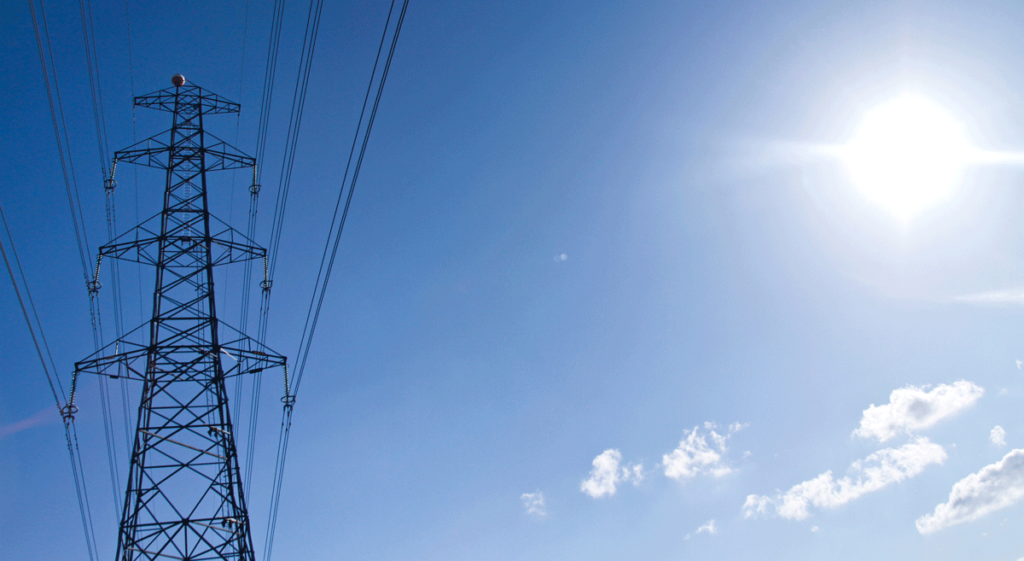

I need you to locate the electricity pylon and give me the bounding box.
[74,74,287,561]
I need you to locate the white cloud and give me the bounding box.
[852,381,983,442]
[663,424,738,480]
[991,426,1007,447]
[1016,359,1022,370]
[695,519,718,535]
[916,448,1024,534]
[810,525,819,532]
[744,438,947,520]
[742,494,772,518]
[520,491,546,516]
[627,463,645,485]
[580,449,644,498]
[581,450,622,498]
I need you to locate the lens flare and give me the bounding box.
[844,95,969,218]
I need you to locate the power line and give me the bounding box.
[262,3,410,559]
[120,0,142,457]
[232,0,254,491]
[243,0,329,497]
[124,0,145,327]
[25,3,105,558]
[0,202,64,409]
[64,420,101,561]
[34,0,125,528]
[73,0,130,522]
[265,0,327,282]
[255,0,288,173]
[31,0,90,282]
[239,0,287,495]
[76,0,111,179]
[293,0,409,396]
[71,0,127,519]
[0,198,99,561]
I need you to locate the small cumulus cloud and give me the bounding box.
[744,437,947,520]
[811,525,819,532]
[580,449,644,498]
[520,491,546,517]
[852,381,983,443]
[695,519,718,535]
[663,422,742,481]
[991,426,1007,447]
[917,448,1024,534]
[742,494,772,518]
[1016,360,1022,370]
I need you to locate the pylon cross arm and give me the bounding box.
[134,84,241,115]
[74,322,286,383]
[99,213,266,266]
[204,144,256,171]
[113,134,255,172]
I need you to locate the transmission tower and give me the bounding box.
[74,74,288,561]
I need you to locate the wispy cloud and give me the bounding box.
[580,449,644,498]
[852,381,983,443]
[0,406,59,442]
[520,491,546,517]
[955,289,1024,306]
[916,448,1024,534]
[663,422,744,481]
[744,438,947,520]
[991,426,1007,447]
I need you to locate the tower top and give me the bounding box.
[171,73,186,87]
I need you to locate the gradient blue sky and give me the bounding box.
[5,1,1024,560]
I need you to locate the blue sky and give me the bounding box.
[5,0,1024,559]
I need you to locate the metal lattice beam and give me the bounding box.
[75,76,287,561]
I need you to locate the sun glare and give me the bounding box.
[844,95,970,219]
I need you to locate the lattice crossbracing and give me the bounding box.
[75,79,287,561]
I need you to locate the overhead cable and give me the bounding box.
[239,0,287,494]
[76,0,111,178]
[263,3,410,560]
[292,0,409,396]
[0,193,99,561]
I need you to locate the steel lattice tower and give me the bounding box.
[75,75,287,561]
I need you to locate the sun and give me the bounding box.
[843,95,970,219]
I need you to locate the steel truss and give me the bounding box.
[76,79,287,561]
